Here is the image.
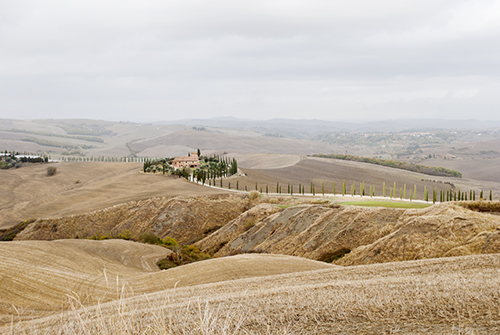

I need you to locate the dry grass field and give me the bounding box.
[0,239,334,328]
[2,250,499,334]
[127,128,340,157]
[229,156,500,200]
[0,162,229,229]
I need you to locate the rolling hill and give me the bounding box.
[2,249,499,334]
[0,162,229,229]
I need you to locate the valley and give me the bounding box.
[2,117,500,333]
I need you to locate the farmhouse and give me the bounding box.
[172,152,200,169]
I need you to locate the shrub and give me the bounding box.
[203,225,223,236]
[117,229,136,240]
[0,219,35,241]
[244,218,255,231]
[269,198,279,204]
[460,201,500,213]
[249,190,260,200]
[318,247,351,263]
[46,166,57,176]
[140,232,161,244]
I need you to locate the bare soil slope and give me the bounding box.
[198,202,500,265]
[5,254,500,334]
[0,162,229,229]
[14,195,260,244]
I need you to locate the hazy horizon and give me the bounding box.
[1,1,499,122]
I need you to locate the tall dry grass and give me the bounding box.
[4,254,500,334]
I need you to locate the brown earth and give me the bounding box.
[197,201,500,266]
[13,194,261,244]
[14,189,500,269]
[0,162,229,229]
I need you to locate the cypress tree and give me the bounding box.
[400,188,403,200]
[291,185,293,195]
[229,182,231,189]
[490,190,493,201]
[312,184,316,196]
[333,182,336,195]
[236,181,239,190]
[473,190,476,201]
[383,182,386,198]
[342,181,346,196]
[277,182,279,193]
[288,184,290,194]
[370,185,373,198]
[403,184,406,199]
[393,182,397,198]
[245,185,247,191]
[322,182,325,196]
[255,182,258,190]
[433,187,437,204]
[480,190,483,200]
[424,186,428,202]
[266,185,268,194]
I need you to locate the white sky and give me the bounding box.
[1,0,499,122]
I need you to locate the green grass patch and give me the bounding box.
[339,201,431,209]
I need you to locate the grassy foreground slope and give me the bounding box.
[0,239,171,324]
[5,254,500,334]
[0,239,333,326]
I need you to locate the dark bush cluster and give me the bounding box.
[315,154,462,178]
[0,219,36,241]
[318,247,351,263]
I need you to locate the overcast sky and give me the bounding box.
[1,0,499,122]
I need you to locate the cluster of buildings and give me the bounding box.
[171,152,200,169]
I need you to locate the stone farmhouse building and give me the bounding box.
[172,152,200,169]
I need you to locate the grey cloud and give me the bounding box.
[0,0,499,121]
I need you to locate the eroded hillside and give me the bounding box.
[14,194,260,244]
[12,193,500,266]
[197,202,500,265]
